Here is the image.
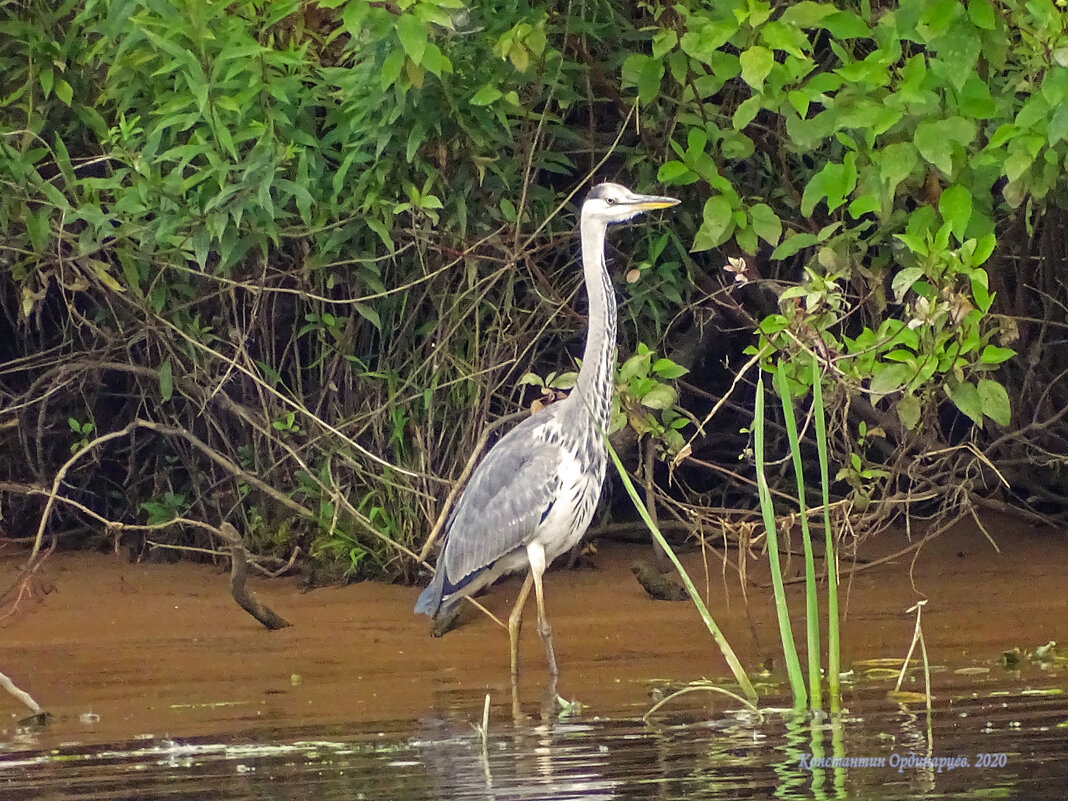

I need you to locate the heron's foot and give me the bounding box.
[537,621,559,677]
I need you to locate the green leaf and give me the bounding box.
[619,351,651,382]
[822,10,870,38]
[158,358,173,402]
[938,185,973,241]
[55,79,73,106]
[967,0,996,29]
[39,67,54,98]
[891,267,924,302]
[25,210,51,252]
[957,72,997,118]
[379,48,405,89]
[869,362,914,399]
[623,54,665,104]
[736,225,758,255]
[771,232,819,260]
[760,21,810,58]
[739,46,774,92]
[896,395,921,430]
[1048,103,1068,146]
[971,232,996,266]
[1014,93,1049,129]
[779,2,838,28]
[971,274,993,313]
[366,218,395,251]
[879,142,919,190]
[652,358,689,379]
[980,345,1016,365]
[470,85,502,106]
[801,154,857,215]
[679,19,739,62]
[638,55,665,104]
[732,96,762,130]
[658,161,698,184]
[396,14,427,64]
[192,228,209,270]
[977,379,1010,425]
[653,29,678,59]
[946,380,983,425]
[355,302,381,331]
[641,383,678,410]
[749,203,782,245]
[848,194,880,218]
[691,195,734,251]
[915,121,954,174]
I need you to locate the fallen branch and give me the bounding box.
[219,523,291,631]
[0,668,43,714]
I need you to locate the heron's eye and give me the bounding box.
[605,197,616,205]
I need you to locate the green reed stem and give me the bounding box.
[774,366,822,712]
[606,439,758,704]
[755,373,807,708]
[811,355,841,713]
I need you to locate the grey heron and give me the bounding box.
[415,183,680,678]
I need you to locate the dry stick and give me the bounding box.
[896,600,932,714]
[134,228,517,488]
[218,523,291,630]
[6,480,302,581]
[28,425,138,565]
[643,436,671,573]
[26,419,314,568]
[0,670,43,715]
[670,346,768,472]
[517,103,637,254]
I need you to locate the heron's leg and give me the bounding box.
[525,541,558,677]
[508,571,534,679]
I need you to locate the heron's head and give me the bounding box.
[582,182,680,225]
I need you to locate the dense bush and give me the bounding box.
[1,0,1067,580]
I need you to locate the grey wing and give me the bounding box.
[438,417,565,589]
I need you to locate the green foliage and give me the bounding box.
[613,343,693,457]
[141,491,187,525]
[518,342,692,456]
[0,0,697,572]
[2,0,1062,573]
[68,417,95,453]
[638,0,1053,432]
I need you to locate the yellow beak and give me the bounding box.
[628,195,681,211]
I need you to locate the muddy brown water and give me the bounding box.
[1,514,1067,799]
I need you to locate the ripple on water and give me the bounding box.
[3,673,1068,800]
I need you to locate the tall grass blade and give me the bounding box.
[754,373,807,708]
[773,366,822,712]
[812,355,841,713]
[606,439,758,704]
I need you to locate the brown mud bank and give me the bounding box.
[1,513,1065,747]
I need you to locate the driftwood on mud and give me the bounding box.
[219,523,291,631]
[0,667,49,728]
[0,668,43,714]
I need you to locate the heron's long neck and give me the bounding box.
[574,216,617,432]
